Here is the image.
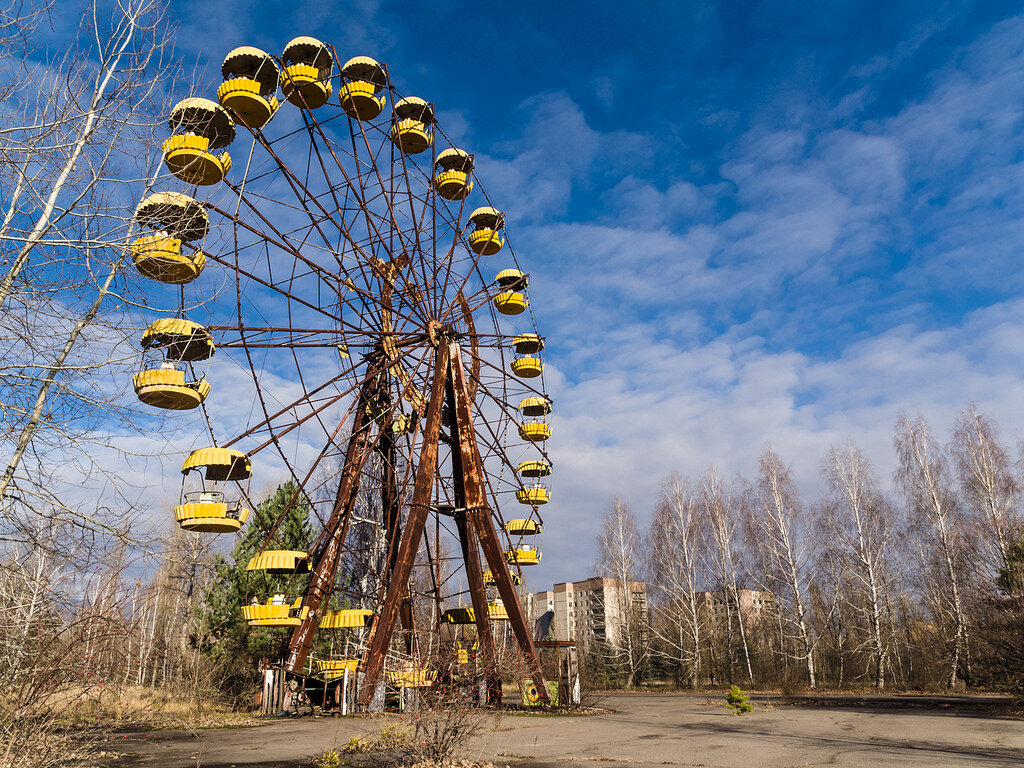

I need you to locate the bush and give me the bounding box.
[725,685,753,715]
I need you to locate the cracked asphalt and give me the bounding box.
[107,692,1024,768]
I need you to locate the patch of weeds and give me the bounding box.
[340,724,414,754]
[311,747,343,767]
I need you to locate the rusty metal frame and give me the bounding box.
[283,368,382,675]
[355,341,549,707]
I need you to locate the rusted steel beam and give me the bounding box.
[357,345,448,707]
[283,370,380,675]
[447,342,550,702]
[454,509,494,664]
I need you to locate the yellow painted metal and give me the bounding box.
[442,602,510,624]
[494,268,527,288]
[340,56,387,86]
[518,397,551,417]
[468,228,504,255]
[436,148,473,171]
[169,97,235,147]
[281,64,332,108]
[515,460,550,479]
[388,666,436,687]
[245,550,308,573]
[516,487,550,505]
[141,318,214,362]
[390,119,432,154]
[512,333,544,354]
[494,291,528,315]
[130,236,206,284]
[505,517,543,534]
[133,369,210,410]
[174,501,250,532]
[457,648,469,664]
[316,659,359,677]
[519,422,551,442]
[338,81,385,119]
[469,206,504,229]
[483,569,521,585]
[280,37,333,109]
[221,46,279,94]
[241,596,307,626]
[511,356,543,378]
[162,134,231,186]
[134,192,208,241]
[394,96,434,123]
[217,78,279,127]
[319,608,374,629]
[282,36,333,75]
[506,547,542,565]
[182,447,252,481]
[433,169,473,200]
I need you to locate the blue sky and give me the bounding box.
[128,0,1024,587]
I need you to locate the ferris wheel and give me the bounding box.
[128,38,554,707]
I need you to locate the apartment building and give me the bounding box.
[531,577,647,648]
[695,588,774,622]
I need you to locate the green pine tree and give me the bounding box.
[198,481,315,697]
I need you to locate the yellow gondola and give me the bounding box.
[505,546,542,566]
[468,207,504,255]
[390,97,434,154]
[131,192,208,284]
[516,486,550,505]
[281,37,333,109]
[519,422,551,442]
[388,665,437,687]
[246,550,308,574]
[433,148,474,200]
[132,368,210,410]
[218,46,280,128]
[505,517,543,534]
[518,397,551,417]
[483,569,521,585]
[494,269,529,315]
[442,602,510,624]
[515,463,550,481]
[339,56,387,119]
[512,334,544,355]
[319,608,374,629]
[182,447,252,480]
[141,318,214,362]
[241,595,308,626]
[316,659,359,678]
[174,447,252,533]
[133,318,213,410]
[163,98,234,185]
[511,356,543,378]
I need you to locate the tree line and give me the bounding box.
[590,405,1024,694]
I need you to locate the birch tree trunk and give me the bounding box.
[895,414,970,689]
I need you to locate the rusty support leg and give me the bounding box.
[446,343,550,702]
[454,510,495,663]
[357,345,448,708]
[283,371,379,675]
[378,393,415,653]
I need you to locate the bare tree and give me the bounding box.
[700,470,754,684]
[819,441,897,689]
[0,0,173,548]
[747,449,816,688]
[951,404,1020,586]
[596,496,647,688]
[648,473,707,688]
[895,414,971,688]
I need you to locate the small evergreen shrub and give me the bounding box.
[725,685,753,715]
